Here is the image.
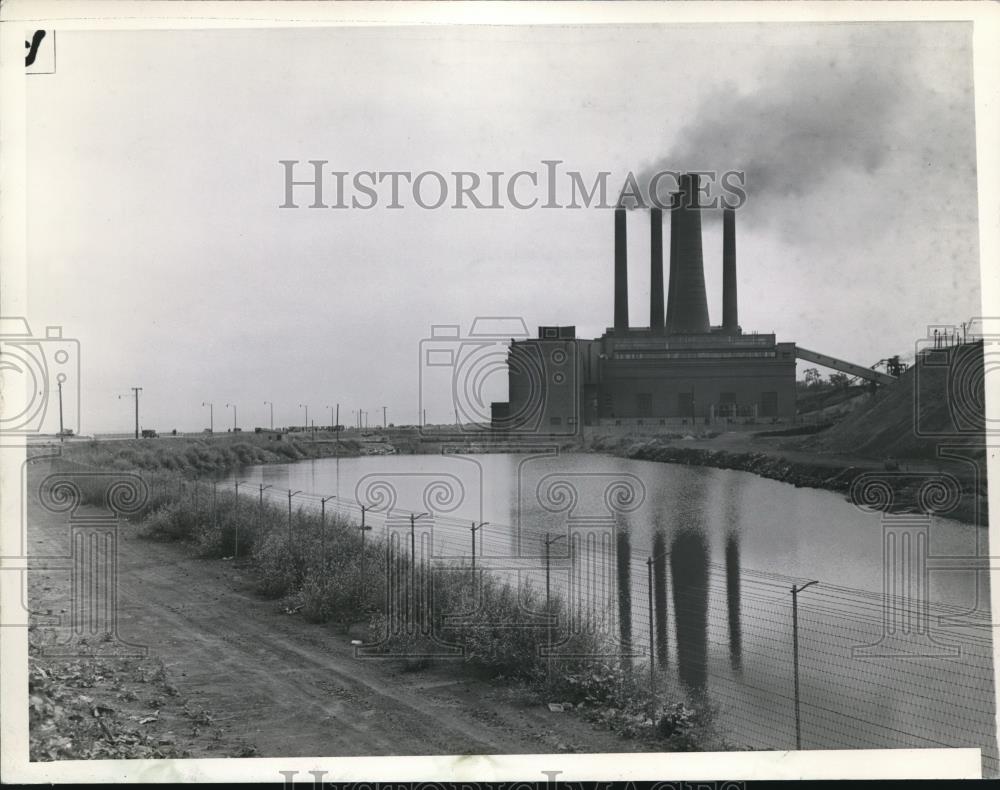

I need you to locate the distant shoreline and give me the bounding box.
[588,434,986,527]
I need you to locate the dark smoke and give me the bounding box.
[638,33,933,230]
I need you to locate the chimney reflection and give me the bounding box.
[725,532,743,671]
[653,530,669,667]
[671,530,709,692]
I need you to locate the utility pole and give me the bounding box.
[327,405,335,431]
[130,387,142,438]
[335,404,340,445]
[264,401,274,430]
[791,580,819,750]
[226,402,237,432]
[382,406,387,429]
[202,401,213,433]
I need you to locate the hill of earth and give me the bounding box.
[798,341,986,460]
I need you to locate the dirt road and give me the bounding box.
[27,471,646,758]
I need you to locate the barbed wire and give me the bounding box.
[41,458,996,769]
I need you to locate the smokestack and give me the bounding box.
[665,173,710,334]
[665,193,679,331]
[614,206,629,331]
[722,205,738,333]
[649,207,664,333]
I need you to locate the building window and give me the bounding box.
[636,393,652,417]
[677,392,694,418]
[720,392,736,418]
[761,391,778,417]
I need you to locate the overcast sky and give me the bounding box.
[26,22,980,433]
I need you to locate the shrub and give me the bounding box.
[432,573,553,681]
[140,503,196,542]
[251,529,301,598]
[301,561,371,620]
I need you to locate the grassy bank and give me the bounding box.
[51,433,365,476]
[50,460,724,750]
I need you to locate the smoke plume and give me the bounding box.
[638,26,973,243]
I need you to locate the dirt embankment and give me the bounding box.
[27,472,662,760]
[797,342,986,460]
[588,343,989,525]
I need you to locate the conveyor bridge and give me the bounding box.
[795,346,898,386]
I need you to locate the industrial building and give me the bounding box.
[491,173,895,435]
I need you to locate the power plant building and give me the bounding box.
[492,173,798,432]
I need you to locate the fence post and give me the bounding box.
[409,512,428,635]
[542,532,565,677]
[233,480,246,561]
[358,506,372,607]
[791,580,818,749]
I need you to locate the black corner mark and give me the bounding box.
[25,30,46,67]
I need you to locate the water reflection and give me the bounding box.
[653,530,669,667]
[671,530,709,692]
[226,453,992,757]
[726,533,742,672]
